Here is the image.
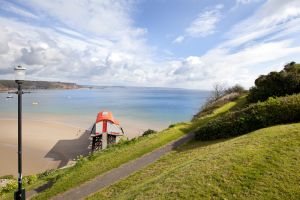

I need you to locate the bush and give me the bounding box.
[224,84,246,94]
[168,124,176,128]
[142,129,156,136]
[23,175,38,185]
[247,62,300,103]
[38,169,55,179]
[75,155,87,167]
[195,93,300,140]
[1,180,18,193]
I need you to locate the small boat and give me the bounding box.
[32,102,39,105]
[6,95,13,99]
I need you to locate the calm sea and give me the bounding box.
[0,87,209,130]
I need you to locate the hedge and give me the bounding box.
[195,93,300,140]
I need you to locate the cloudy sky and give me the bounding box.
[0,0,300,89]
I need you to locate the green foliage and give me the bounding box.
[168,124,175,128]
[224,84,246,94]
[142,129,157,136]
[0,180,17,193]
[195,93,300,140]
[23,175,38,185]
[247,62,300,103]
[37,169,55,179]
[9,97,239,200]
[75,155,87,167]
[88,123,300,200]
[31,123,191,200]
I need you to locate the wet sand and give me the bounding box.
[0,117,166,176]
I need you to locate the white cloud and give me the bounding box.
[185,8,221,37]
[0,0,159,86]
[2,2,38,19]
[167,40,300,89]
[167,0,300,89]
[1,0,300,90]
[236,0,261,5]
[172,35,185,44]
[174,4,223,43]
[23,0,142,39]
[225,0,300,48]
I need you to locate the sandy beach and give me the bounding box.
[0,119,90,176]
[0,117,165,176]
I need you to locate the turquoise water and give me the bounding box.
[0,87,209,128]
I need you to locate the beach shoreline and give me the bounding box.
[0,115,166,176]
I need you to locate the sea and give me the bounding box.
[0,87,210,132]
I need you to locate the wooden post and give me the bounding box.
[102,132,107,149]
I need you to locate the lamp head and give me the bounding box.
[14,66,26,83]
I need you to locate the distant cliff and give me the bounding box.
[0,80,82,91]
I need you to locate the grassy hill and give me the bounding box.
[88,123,300,200]
[0,94,243,200]
[30,99,243,200]
[1,91,299,199]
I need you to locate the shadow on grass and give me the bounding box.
[26,180,54,198]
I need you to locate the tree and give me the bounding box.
[247,62,300,103]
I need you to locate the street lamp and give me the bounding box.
[14,65,26,200]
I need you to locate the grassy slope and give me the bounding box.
[30,124,187,200]
[26,98,243,199]
[88,123,300,200]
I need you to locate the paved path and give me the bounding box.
[29,132,194,200]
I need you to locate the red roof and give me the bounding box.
[96,111,120,125]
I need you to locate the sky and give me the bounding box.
[0,0,300,90]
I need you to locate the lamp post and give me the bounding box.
[14,66,26,200]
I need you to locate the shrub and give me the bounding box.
[168,124,176,128]
[75,155,87,167]
[247,62,300,103]
[23,175,38,185]
[224,84,246,94]
[195,93,300,140]
[38,169,55,179]
[142,129,156,136]
[1,180,18,193]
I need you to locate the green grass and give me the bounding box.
[31,124,188,200]
[0,169,69,200]
[30,99,236,200]
[1,97,241,200]
[88,123,300,200]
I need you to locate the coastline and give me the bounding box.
[0,115,166,176]
[0,87,199,176]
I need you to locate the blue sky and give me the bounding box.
[133,0,248,57]
[0,0,300,89]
